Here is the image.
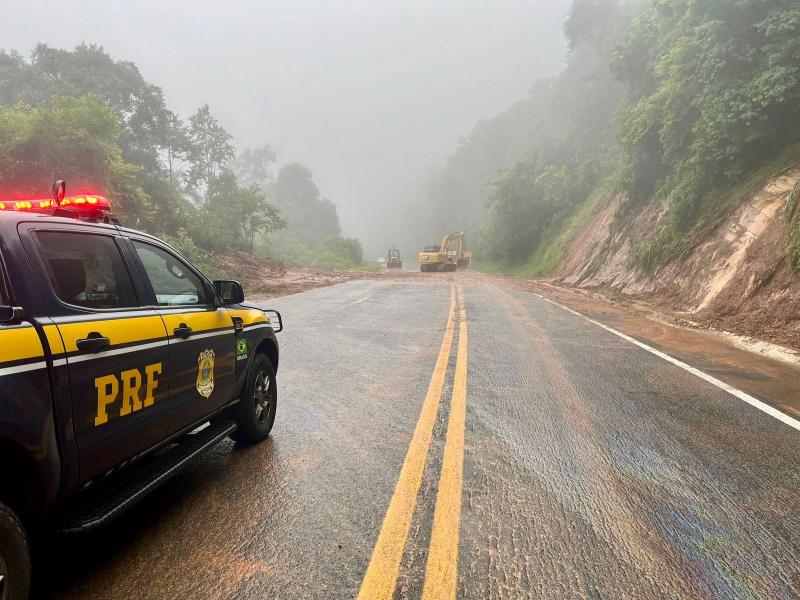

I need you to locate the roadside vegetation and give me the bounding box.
[418,0,800,276]
[0,44,370,273]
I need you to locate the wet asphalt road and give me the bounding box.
[39,274,800,599]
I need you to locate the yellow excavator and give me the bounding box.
[418,231,472,272]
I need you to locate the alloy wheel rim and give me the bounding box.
[253,371,272,424]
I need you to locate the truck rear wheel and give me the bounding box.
[0,502,30,600]
[231,353,277,444]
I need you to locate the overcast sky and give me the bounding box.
[6,0,571,254]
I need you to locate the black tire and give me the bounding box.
[231,353,277,444]
[0,502,30,600]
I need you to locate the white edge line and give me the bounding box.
[168,330,231,345]
[352,296,370,305]
[534,293,800,433]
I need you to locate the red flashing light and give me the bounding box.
[0,194,110,214]
[59,195,111,211]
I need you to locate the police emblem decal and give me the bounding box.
[196,349,215,398]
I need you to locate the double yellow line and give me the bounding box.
[358,285,468,600]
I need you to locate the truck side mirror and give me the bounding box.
[214,280,245,305]
[0,305,24,324]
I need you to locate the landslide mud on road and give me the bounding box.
[37,271,800,599]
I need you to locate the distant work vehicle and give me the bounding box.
[386,247,403,269]
[418,231,472,272]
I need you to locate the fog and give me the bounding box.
[6,0,571,256]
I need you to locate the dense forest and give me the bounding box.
[0,44,368,273]
[420,0,800,275]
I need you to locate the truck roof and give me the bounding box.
[0,210,159,244]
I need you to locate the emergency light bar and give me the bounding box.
[0,194,111,214]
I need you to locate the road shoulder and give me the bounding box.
[469,271,800,419]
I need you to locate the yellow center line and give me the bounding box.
[357,285,457,600]
[422,287,468,600]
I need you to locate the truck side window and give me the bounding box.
[132,241,209,307]
[36,232,139,310]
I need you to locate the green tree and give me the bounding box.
[231,146,277,189]
[0,44,196,238]
[185,104,235,190]
[195,170,285,253]
[0,95,149,220]
[270,163,341,241]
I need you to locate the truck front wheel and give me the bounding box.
[232,353,277,444]
[0,502,29,600]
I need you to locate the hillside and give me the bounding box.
[413,0,800,352]
[544,161,800,350]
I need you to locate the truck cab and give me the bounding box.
[0,192,281,600]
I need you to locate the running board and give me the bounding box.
[59,420,236,533]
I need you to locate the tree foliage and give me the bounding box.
[479,0,629,263]
[0,44,368,266]
[185,105,235,190]
[614,0,800,267]
[0,95,150,220]
[440,0,800,272]
[269,163,341,241]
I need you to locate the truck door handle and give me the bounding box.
[173,324,193,339]
[76,332,111,353]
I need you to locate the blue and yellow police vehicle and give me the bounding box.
[0,182,282,599]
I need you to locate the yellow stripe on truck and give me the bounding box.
[225,308,267,326]
[160,310,233,335]
[57,316,167,352]
[42,325,66,354]
[0,327,44,363]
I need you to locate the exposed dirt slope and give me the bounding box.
[550,168,800,350]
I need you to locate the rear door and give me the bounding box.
[27,227,172,483]
[128,238,236,435]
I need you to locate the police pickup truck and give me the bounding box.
[0,185,281,599]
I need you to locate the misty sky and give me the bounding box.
[7,0,571,254]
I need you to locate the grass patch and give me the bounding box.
[348,262,382,273]
[635,143,800,272]
[472,178,617,280]
[517,183,611,278]
[470,260,522,276]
